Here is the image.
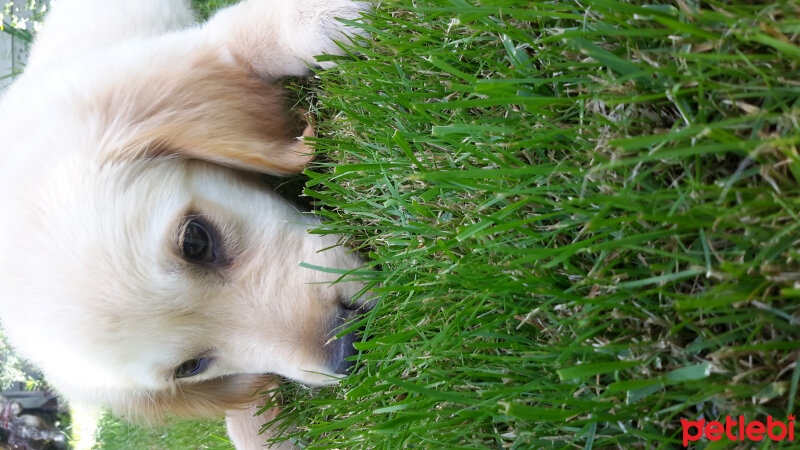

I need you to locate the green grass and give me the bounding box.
[98,0,800,448]
[92,412,230,449]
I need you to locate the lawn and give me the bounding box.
[95,0,799,447]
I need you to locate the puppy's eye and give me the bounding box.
[181,219,217,263]
[174,357,212,379]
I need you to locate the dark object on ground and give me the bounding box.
[0,394,66,450]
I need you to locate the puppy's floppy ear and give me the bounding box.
[108,51,314,174]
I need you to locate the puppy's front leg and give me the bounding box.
[204,0,370,79]
[226,403,296,449]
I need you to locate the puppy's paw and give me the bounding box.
[293,0,372,69]
[208,0,372,78]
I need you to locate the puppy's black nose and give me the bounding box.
[331,329,360,375]
[327,294,375,374]
[340,295,375,313]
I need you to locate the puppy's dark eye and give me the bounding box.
[181,219,217,263]
[174,357,212,379]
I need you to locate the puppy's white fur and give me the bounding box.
[0,0,370,448]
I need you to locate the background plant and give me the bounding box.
[0,0,47,82]
[0,331,39,390]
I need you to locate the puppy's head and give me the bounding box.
[0,49,369,419]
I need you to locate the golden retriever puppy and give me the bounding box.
[0,0,371,447]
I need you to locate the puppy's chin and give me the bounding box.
[302,373,347,386]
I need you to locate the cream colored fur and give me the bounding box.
[0,0,370,448]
